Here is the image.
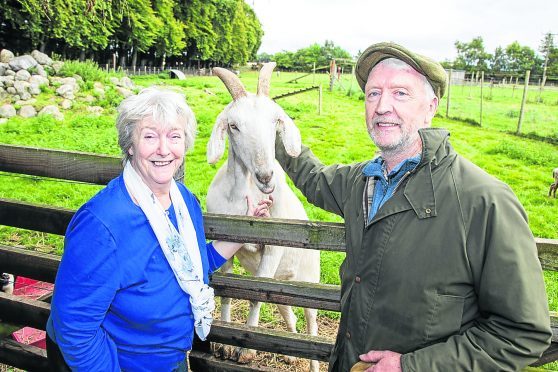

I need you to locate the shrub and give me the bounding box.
[59,60,108,83]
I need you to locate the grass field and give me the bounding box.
[0,68,557,370]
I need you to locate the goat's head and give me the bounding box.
[207,62,301,194]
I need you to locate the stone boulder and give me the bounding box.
[119,76,134,89]
[61,99,73,110]
[13,80,30,96]
[86,106,104,115]
[15,98,36,106]
[1,76,15,87]
[18,105,37,118]
[29,75,49,87]
[15,69,31,81]
[56,84,76,100]
[116,86,133,98]
[0,49,14,63]
[9,55,37,71]
[29,83,41,95]
[0,104,16,118]
[0,62,8,76]
[31,50,53,66]
[38,105,63,120]
[36,64,47,77]
[51,61,64,74]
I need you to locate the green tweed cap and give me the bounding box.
[355,42,447,99]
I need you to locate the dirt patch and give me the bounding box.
[213,298,340,371]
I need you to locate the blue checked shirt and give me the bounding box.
[362,154,421,221]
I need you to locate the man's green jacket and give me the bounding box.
[275,128,551,371]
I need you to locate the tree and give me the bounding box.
[539,32,556,85]
[454,37,492,72]
[490,46,507,75]
[505,41,537,74]
[153,0,186,68]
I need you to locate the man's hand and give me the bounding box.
[359,350,402,372]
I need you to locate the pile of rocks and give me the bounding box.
[0,49,136,123]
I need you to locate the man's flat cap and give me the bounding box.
[355,42,447,99]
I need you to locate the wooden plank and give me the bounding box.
[0,245,60,283]
[536,238,558,271]
[212,273,340,311]
[0,246,340,310]
[273,85,319,100]
[208,320,333,362]
[189,350,275,372]
[0,338,48,372]
[0,297,333,361]
[0,143,121,184]
[204,213,345,251]
[0,292,50,330]
[0,198,347,251]
[0,198,73,236]
[531,342,558,367]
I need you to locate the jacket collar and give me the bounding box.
[404,128,452,219]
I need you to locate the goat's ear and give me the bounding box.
[277,110,301,157]
[207,112,228,164]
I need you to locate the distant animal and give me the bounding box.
[549,168,558,198]
[0,273,14,295]
[206,62,320,371]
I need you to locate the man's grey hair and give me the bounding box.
[116,87,197,164]
[372,58,436,102]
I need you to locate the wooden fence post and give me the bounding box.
[479,71,484,127]
[446,69,452,118]
[313,62,316,85]
[329,59,336,92]
[517,70,530,135]
[318,84,322,115]
[112,54,116,72]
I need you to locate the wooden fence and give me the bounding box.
[0,143,557,371]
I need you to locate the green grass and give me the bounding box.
[0,70,557,369]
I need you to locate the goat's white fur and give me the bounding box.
[207,64,320,371]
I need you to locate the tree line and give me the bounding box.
[443,34,558,82]
[0,0,263,68]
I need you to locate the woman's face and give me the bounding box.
[129,116,186,195]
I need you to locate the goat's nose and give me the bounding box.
[256,170,273,184]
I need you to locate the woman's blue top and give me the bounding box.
[46,175,226,371]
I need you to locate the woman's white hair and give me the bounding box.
[116,87,197,164]
[372,58,436,101]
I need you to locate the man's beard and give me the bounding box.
[367,115,418,158]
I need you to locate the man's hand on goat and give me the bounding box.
[358,350,402,372]
[246,195,273,218]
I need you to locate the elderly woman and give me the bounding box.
[45,87,271,371]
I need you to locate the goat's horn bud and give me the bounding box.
[213,67,248,100]
[257,62,276,97]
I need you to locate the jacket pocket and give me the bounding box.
[424,294,464,343]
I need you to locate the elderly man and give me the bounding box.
[275,42,551,371]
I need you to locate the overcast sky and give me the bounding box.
[250,0,557,62]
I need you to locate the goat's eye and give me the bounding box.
[229,123,238,131]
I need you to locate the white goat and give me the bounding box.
[206,63,320,372]
[549,168,558,198]
[1,273,14,295]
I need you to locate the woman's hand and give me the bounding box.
[246,195,273,218]
[213,195,274,260]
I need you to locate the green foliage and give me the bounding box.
[59,60,107,82]
[263,41,353,71]
[454,36,492,72]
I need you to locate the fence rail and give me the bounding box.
[1,144,558,371]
